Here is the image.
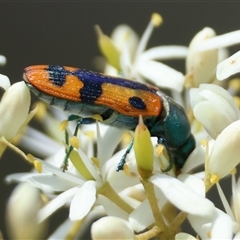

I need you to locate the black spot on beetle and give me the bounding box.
[47,65,68,86]
[129,96,146,110]
[79,78,103,103]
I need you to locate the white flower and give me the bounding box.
[99,13,187,92]
[7,124,138,224]
[190,83,240,139]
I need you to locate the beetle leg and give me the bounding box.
[157,137,174,172]
[62,115,96,172]
[157,136,195,172]
[116,139,134,172]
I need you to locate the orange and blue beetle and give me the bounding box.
[23,65,195,171]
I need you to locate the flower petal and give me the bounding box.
[186,27,218,87]
[177,174,205,197]
[40,160,85,185]
[217,50,240,80]
[196,30,240,51]
[191,84,239,119]
[27,174,78,192]
[190,84,239,139]
[19,126,61,157]
[188,214,212,239]
[137,60,184,92]
[38,186,79,222]
[207,120,240,179]
[97,123,124,166]
[181,145,205,173]
[232,178,240,224]
[129,199,154,232]
[211,209,233,239]
[139,46,188,61]
[188,209,234,240]
[193,101,233,139]
[96,194,129,220]
[102,149,139,192]
[6,172,42,183]
[0,81,30,140]
[69,180,96,220]
[77,148,101,182]
[150,174,215,216]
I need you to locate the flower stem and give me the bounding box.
[0,139,7,157]
[98,181,134,213]
[64,220,84,240]
[135,226,161,240]
[169,211,188,232]
[141,178,167,231]
[1,136,28,160]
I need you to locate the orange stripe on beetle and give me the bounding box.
[24,65,83,101]
[97,83,161,116]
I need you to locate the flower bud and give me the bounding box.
[6,182,47,239]
[206,120,240,180]
[0,55,7,66]
[0,81,30,140]
[175,232,197,240]
[134,116,153,178]
[0,73,10,90]
[186,27,218,87]
[190,84,239,139]
[91,216,134,240]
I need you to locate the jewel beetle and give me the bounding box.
[23,65,195,171]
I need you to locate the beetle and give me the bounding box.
[23,65,195,171]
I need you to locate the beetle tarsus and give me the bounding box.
[116,140,134,171]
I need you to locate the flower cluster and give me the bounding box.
[3,13,240,240]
